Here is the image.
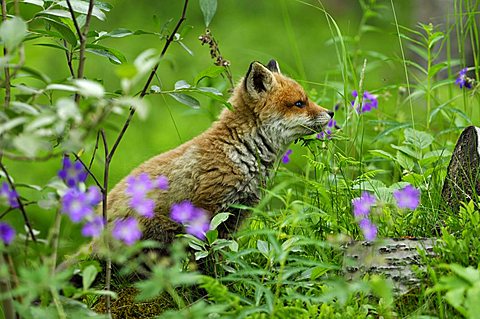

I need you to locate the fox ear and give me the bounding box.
[245,61,277,97]
[266,59,281,73]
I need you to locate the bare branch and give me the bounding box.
[0,160,37,242]
[2,0,11,109]
[107,0,190,162]
[72,153,104,192]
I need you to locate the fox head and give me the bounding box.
[235,59,333,143]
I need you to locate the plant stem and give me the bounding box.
[0,159,37,242]
[0,253,15,319]
[108,0,190,162]
[2,0,11,109]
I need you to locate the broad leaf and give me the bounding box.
[168,93,200,109]
[199,0,217,27]
[0,17,28,52]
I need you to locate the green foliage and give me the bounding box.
[0,0,480,318]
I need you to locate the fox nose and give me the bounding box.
[327,110,334,118]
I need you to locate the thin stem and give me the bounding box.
[100,130,112,318]
[65,0,95,102]
[0,151,61,162]
[49,209,62,274]
[72,152,104,191]
[0,160,37,242]
[2,0,11,109]
[107,0,190,162]
[0,253,15,319]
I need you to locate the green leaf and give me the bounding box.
[57,0,106,21]
[206,229,218,244]
[41,17,77,46]
[209,212,230,230]
[174,80,191,90]
[85,43,127,64]
[199,0,217,27]
[195,250,209,260]
[0,117,27,135]
[96,28,133,41]
[11,102,39,115]
[23,0,45,7]
[194,65,225,84]
[73,79,105,98]
[13,133,49,157]
[38,9,72,19]
[0,17,28,52]
[115,97,149,120]
[168,93,200,109]
[82,265,98,290]
[404,128,434,150]
[369,149,395,161]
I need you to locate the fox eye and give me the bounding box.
[294,100,305,108]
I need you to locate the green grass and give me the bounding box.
[2,0,480,318]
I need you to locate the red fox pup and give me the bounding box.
[106,59,333,249]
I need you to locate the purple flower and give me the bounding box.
[359,218,377,241]
[154,175,169,191]
[58,157,88,188]
[130,197,155,218]
[170,201,211,240]
[351,90,378,114]
[0,182,19,208]
[0,222,15,245]
[170,200,198,224]
[61,188,94,223]
[112,217,142,246]
[81,216,104,238]
[455,68,472,89]
[317,118,337,140]
[282,149,293,164]
[126,173,153,201]
[352,191,376,218]
[393,184,420,210]
[86,186,102,206]
[186,214,210,240]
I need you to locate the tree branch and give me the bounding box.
[2,0,11,109]
[107,0,190,162]
[0,160,37,242]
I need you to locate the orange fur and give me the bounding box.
[105,60,333,251]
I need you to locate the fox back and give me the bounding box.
[106,60,333,250]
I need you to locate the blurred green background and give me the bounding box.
[7,0,419,245]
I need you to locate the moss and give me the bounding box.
[93,286,176,319]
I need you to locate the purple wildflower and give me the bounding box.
[112,217,142,246]
[351,90,378,113]
[170,200,198,224]
[58,157,88,188]
[352,191,376,218]
[393,184,420,210]
[85,186,102,206]
[81,216,104,238]
[0,222,15,245]
[0,182,19,208]
[359,218,377,241]
[126,173,154,201]
[130,197,155,218]
[154,175,169,191]
[170,201,211,240]
[282,149,293,164]
[61,188,94,223]
[186,214,210,240]
[455,68,472,89]
[317,118,337,140]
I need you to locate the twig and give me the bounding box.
[49,208,62,274]
[0,160,37,242]
[65,0,95,102]
[99,130,113,317]
[2,0,11,109]
[64,40,75,78]
[0,254,15,319]
[107,0,190,161]
[72,152,104,191]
